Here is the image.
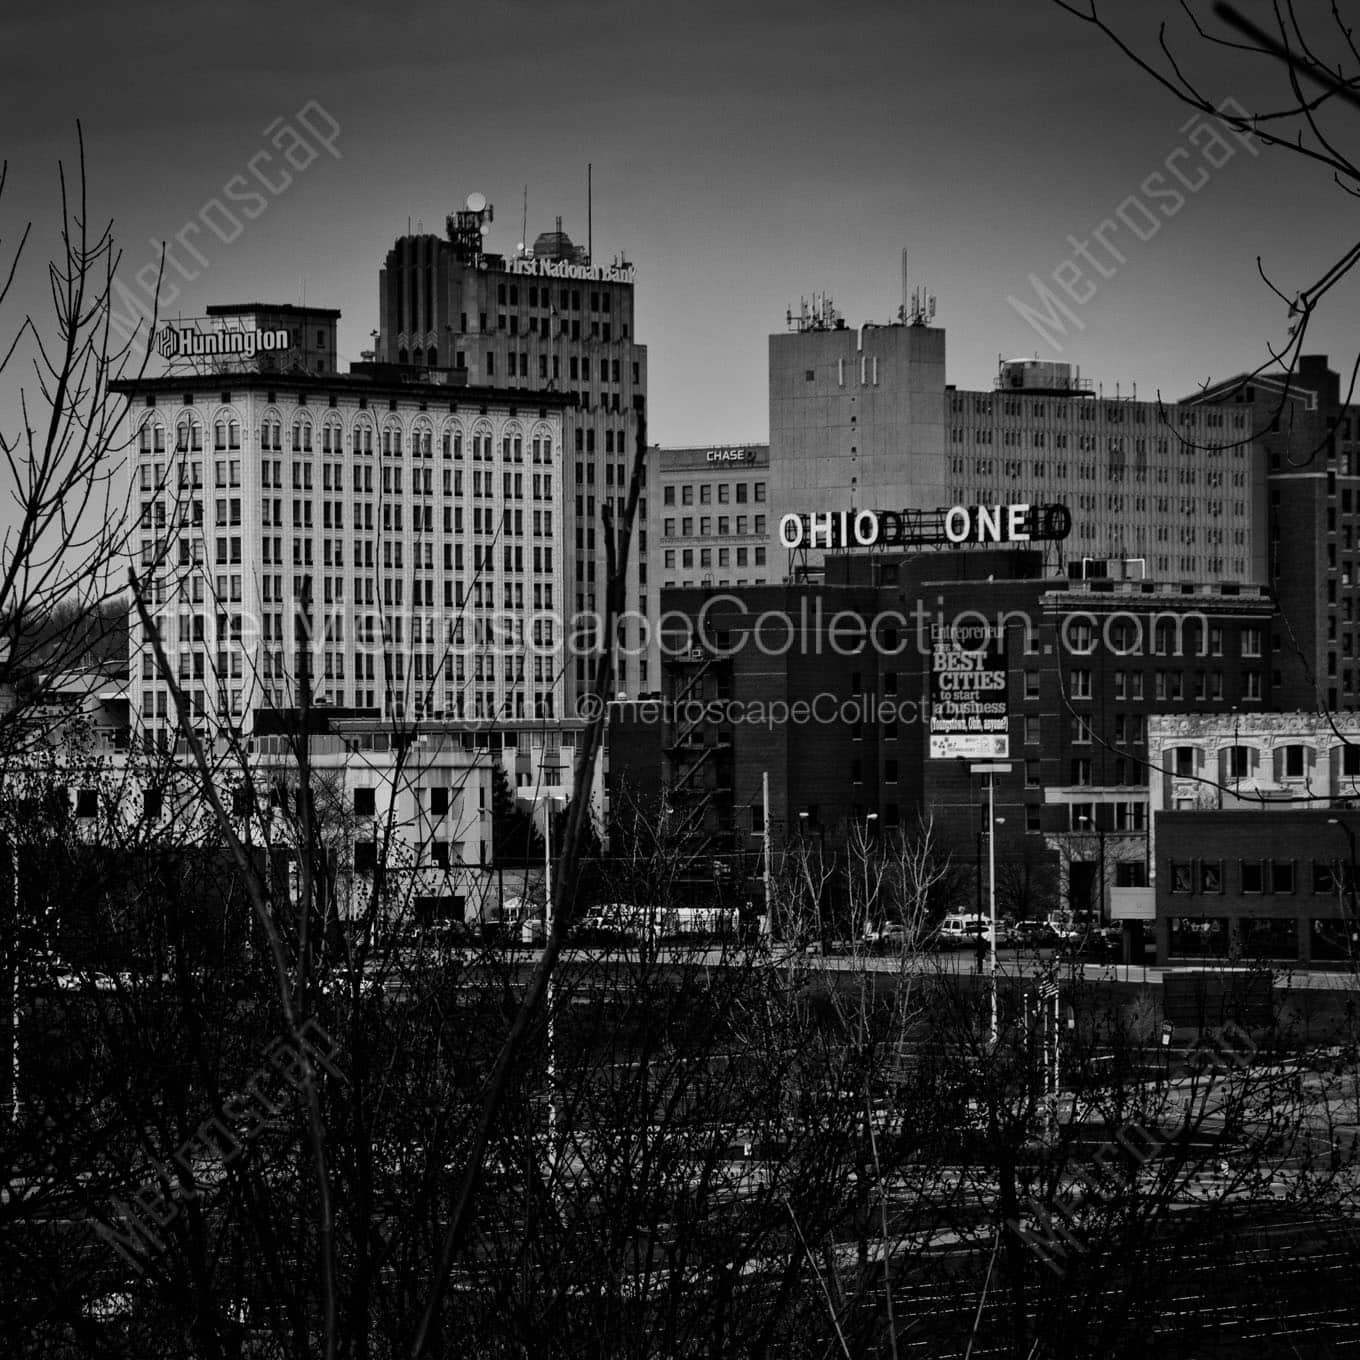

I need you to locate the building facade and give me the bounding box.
[1148,711,1360,964]
[376,205,648,708]
[116,304,569,738]
[611,546,1274,949]
[768,305,1270,588]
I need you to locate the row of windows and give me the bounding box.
[662,515,767,539]
[662,482,765,506]
[141,418,556,461]
[950,396,1248,431]
[1168,858,1351,895]
[663,546,768,571]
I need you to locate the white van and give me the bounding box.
[939,914,989,947]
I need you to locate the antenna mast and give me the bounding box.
[587,163,593,263]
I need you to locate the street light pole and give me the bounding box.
[972,762,1011,1047]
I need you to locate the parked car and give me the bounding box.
[862,922,910,954]
[1012,920,1059,949]
[939,914,988,948]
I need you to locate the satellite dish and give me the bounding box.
[466,192,486,213]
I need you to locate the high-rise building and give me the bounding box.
[116,304,569,738]
[768,302,1270,587]
[376,201,648,710]
[1185,355,1356,712]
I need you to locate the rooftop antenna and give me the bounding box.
[521,186,528,258]
[587,163,593,263]
[900,248,908,324]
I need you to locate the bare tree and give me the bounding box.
[0,125,155,755]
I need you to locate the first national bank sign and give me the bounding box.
[778,502,1072,550]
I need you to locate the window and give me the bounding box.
[430,786,449,816]
[354,787,376,816]
[1242,627,1262,657]
[1024,716,1040,745]
[1281,744,1307,778]
[75,788,99,818]
[1170,862,1193,894]
[1271,860,1295,894]
[1025,670,1040,700]
[1069,669,1092,699]
[1241,860,1264,893]
[1200,861,1223,893]
[1071,758,1092,785]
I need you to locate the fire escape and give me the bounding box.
[663,635,736,864]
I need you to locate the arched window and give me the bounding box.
[472,419,493,461]
[292,419,313,453]
[354,419,374,456]
[531,422,553,464]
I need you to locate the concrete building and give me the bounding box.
[1147,711,1360,964]
[115,303,569,738]
[375,203,648,709]
[645,441,771,691]
[768,301,1268,588]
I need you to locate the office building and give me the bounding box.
[376,202,648,709]
[116,303,569,738]
[769,302,1269,587]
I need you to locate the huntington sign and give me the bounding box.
[777,503,1072,551]
[155,323,291,362]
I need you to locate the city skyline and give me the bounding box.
[2,0,1356,453]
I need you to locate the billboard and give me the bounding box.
[929,623,1009,759]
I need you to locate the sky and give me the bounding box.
[1,0,1355,447]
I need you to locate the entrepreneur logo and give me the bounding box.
[155,324,291,362]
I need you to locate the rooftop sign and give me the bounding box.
[506,258,635,284]
[777,503,1072,551]
[155,322,291,364]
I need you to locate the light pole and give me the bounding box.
[1077,814,1107,925]
[529,794,563,1146]
[1326,816,1359,957]
[972,762,1011,1046]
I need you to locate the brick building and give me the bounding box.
[610,547,1273,948]
[1148,711,1360,965]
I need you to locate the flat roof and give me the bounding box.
[111,371,572,408]
[206,302,343,319]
